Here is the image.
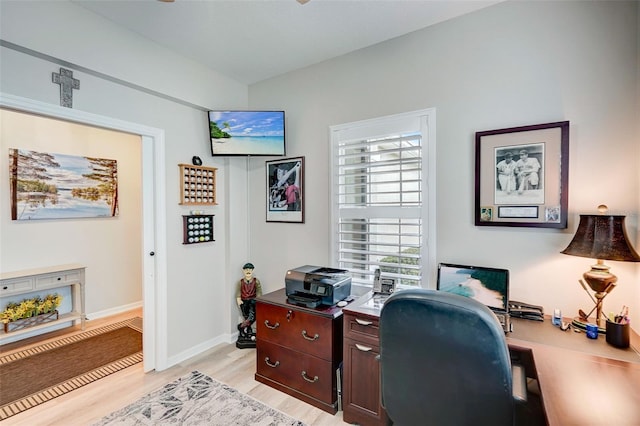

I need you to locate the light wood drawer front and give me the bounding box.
[257,340,335,404]
[344,313,380,345]
[257,302,334,360]
[35,271,82,288]
[0,278,35,296]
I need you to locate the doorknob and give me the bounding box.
[149,251,155,256]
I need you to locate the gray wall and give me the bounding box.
[248,1,640,322]
[0,0,638,363]
[0,1,250,363]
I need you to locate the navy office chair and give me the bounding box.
[379,289,527,426]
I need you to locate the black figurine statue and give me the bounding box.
[235,262,262,349]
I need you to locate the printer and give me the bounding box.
[285,265,351,308]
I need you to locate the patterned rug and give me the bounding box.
[94,370,306,426]
[0,318,143,420]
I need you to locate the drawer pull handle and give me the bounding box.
[355,318,373,326]
[301,330,319,341]
[264,320,280,330]
[264,357,280,368]
[301,371,319,383]
[355,343,373,352]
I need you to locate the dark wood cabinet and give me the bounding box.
[255,288,343,414]
[342,293,388,426]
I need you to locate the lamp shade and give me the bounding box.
[561,215,640,262]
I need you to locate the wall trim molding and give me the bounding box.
[0,39,208,112]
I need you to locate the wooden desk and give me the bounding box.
[508,318,640,425]
[342,292,640,426]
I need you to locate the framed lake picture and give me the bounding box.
[9,148,119,220]
[266,156,304,223]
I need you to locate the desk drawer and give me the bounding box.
[344,312,380,346]
[35,270,82,289]
[257,339,336,405]
[0,277,35,296]
[256,302,335,360]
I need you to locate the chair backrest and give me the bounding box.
[379,288,514,426]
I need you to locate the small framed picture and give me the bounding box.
[475,121,569,228]
[266,156,304,223]
[480,207,493,222]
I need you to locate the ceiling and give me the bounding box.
[72,0,500,85]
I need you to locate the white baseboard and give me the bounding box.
[86,301,143,321]
[166,333,238,368]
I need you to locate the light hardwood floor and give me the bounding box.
[1,309,349,426]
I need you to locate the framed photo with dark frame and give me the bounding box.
[475,121,569,228]
[266,156,304,223]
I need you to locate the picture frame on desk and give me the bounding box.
[475,121,569,228]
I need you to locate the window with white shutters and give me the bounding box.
[330,109,436,289]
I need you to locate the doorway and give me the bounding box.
[0,93,168,371]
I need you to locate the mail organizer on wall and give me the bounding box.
[182,214,215,244]
[179,164,217,205]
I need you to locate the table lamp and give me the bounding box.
[561,205,640,332]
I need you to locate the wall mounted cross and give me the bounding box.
[52,67,80,108]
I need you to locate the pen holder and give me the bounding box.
[605,320,630,349]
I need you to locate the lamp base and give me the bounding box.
[571,317,606,334]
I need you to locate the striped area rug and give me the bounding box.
[0,318,143,420]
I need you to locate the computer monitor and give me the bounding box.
[436,263,509,313]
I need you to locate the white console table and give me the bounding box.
[0,263,86,344]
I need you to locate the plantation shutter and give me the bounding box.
[330,110,435,289]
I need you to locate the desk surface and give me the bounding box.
[508,317,640,426]
[509,316,640,363]
[344,292,640,426]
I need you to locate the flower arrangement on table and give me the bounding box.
[1,294,62,324]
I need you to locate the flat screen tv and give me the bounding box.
[208,110,285,156]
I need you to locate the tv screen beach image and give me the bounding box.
[209,111,285,156]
